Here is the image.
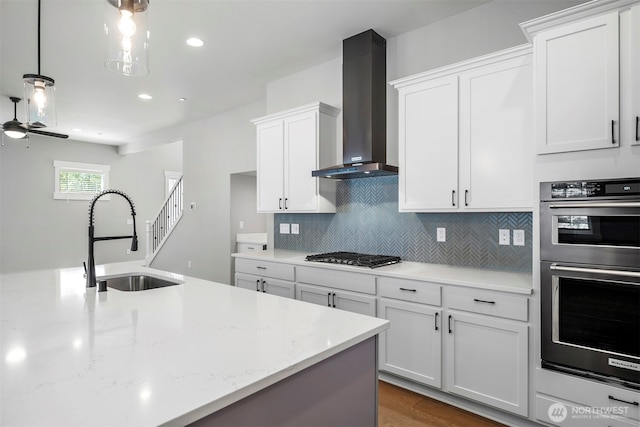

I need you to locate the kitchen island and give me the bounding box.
[0,262,389,426]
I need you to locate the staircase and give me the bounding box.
[145,176,184,266]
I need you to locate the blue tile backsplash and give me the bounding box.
[275,176,532,272]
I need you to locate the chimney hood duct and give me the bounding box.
[312,29,397,179]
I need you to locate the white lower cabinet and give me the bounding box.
[378,298,442,388]
[296,283,376,316]
[536,368,639,426]
[235,272,295,299]
[444,310,529,417]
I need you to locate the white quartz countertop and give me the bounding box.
[232,250,533,295]
[0,262,388,426]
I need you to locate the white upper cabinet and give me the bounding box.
[392,46,533,212]
[630,4,640,145]
[533,12,619,153]
[252,102,339,213]
[397,76,459,211]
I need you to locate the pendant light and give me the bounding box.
[23,0,56,128]
[104,0,150,76]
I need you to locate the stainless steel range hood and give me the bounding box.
[312,29,397,179]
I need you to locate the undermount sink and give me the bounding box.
[99,274,182,291]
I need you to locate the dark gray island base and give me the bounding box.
[189,337,378,426]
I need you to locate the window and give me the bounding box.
[54,161,110,200]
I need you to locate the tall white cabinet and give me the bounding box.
[252,102,339,213]
[391,46,533,212]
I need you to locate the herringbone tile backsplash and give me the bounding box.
[275,176,532,272]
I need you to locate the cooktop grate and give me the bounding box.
[305,251,401,268]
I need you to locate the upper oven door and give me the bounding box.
[540,200,640,267]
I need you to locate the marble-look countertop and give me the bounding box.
[0,262,388,426]
[232,250,533,295]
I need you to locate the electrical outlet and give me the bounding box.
[126,219,133,225]
[279,223,290,234]
[291,224,299,234]
[499,229,510,245]
[513,229,525,246]
[239,221,244,230]
[188,260,192,268]
[126,249,131,254]
[437,227,446,242]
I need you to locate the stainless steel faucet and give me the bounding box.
[87,189,138,291]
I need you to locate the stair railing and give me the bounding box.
[145,175,184,266]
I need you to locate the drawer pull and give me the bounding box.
[399,288,417,292]
[473,298,496,305]
[434,312,439,331]
[611,119,615,144]
[256,266,267,270]
[608,395,639,406]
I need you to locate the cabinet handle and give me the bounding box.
[256,279,261,291]
[327,292,332,307]
[611,120,616,144]
[609,395,639,406]
[473,298,496,305]
[636,116,639,141]
[465,189,469,206]
[435,312,439,331]
[448,315,453,334]
[261,280,266,293]
[284,198,288,210]
[399,287,417,292]
[452,190,456,207]
[332,292,337,308]
[256,266,267,270]
[278,198,283,210]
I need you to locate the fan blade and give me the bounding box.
[28,129,69,139]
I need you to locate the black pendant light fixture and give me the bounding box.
[104,0,150,76]
[23,0,57,128]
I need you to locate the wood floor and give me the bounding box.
[378,381,506,427]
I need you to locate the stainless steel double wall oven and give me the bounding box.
[540,177,640,389]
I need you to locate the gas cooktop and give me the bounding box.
[305,251,401,268]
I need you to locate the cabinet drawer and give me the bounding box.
[445,287,528,321]
[537,368,639,421]
[378,277,441,306]
[235,258,294,281]
[296,266,376,295]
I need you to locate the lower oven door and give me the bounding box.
[541,261,640,388]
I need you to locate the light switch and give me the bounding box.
[499,229,510,245]
[279,223,290,234]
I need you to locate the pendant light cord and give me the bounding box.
[37,0,41,75]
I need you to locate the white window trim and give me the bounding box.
[53,160,111,201]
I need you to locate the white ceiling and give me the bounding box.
[0,0,490,146]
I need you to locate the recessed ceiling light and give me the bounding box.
[186,37,204,47]
[138,93,152,100]
[71,128,82,132]
[179,97,187,102]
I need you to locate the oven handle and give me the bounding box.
[550,264,640,279]
[548,202,640,209]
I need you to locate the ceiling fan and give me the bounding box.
[2,96,68,140]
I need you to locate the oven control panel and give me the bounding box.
[542,177,640,200]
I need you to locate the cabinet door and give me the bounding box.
[534,12,619,153]
[445,311,528,416]
[235,272,261,291]
[379,299,441,388]
[262,278,295,299]
[631,5,640,146]
[334,290,376,317]
[296,283,333,308]
[256,120,284,212]
[284,111,318,212]
[459,54,533,210]
[398,76,459,211]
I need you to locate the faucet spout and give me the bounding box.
[87,189,138,290]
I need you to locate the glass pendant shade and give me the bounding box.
[23,74,56,127]
[104,0,150,76]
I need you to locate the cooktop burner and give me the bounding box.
[305,251,401,268]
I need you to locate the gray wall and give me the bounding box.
[150,101,265,283]
[0,136,182,273]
